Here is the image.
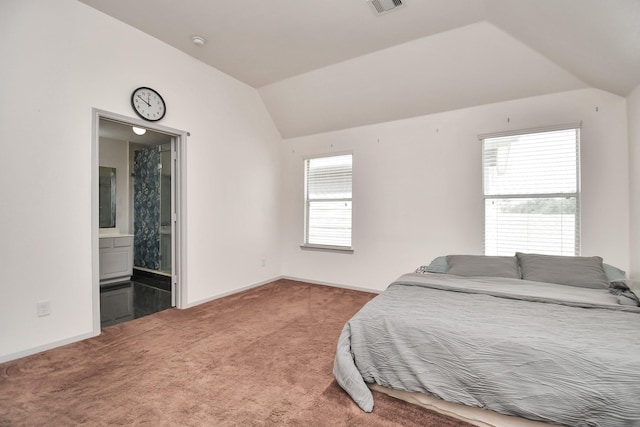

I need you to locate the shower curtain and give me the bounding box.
[133,146,161,270]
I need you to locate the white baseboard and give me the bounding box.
[183,275,380,310]
[182,276,284,308]
[280,275,382,294]
[0,330,99,364]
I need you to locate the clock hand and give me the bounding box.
[137,94,151,107]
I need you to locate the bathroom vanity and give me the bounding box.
[98,165,137,326]
[99,233,135,326]
[99,234,134,284]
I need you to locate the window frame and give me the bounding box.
[301,152,354,253]
[480,123,581,256]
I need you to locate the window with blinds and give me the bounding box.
[304,153,353,249]
[482,125,580,256]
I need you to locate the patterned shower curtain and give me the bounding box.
[133,146,160,270]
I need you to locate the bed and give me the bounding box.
[333,253,640,427]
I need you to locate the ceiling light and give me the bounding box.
[132,126,147,135]
[192,36,207,47]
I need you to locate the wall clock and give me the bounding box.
[131,87,166,121]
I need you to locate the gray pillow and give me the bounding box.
[424,256,448,273]
[603,263,626,281]
[446,255,520,279]
[516,252,609,289]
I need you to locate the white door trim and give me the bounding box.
[91,108,188,334]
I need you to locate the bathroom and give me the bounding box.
[98,118,174,326]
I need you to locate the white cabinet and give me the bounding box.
[99,235,134,284]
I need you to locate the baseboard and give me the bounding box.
[183,275,381,309]
[0,330,99,364]
[280,275,382,294]
[182,276,284,308]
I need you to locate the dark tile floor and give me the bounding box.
[100,271,172,327]
[132,281,172,318]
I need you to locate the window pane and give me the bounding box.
[485,197,578,256]
[307,155,352,200]
[483,129,577,196]
[307,201,352,247]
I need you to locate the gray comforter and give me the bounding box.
[334,273,640,426]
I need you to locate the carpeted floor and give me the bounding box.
[0,279,473,426]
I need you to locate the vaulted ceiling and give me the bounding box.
[79,0,640,138]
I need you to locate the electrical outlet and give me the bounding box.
[261,258,266,267]
[37,300,51,317]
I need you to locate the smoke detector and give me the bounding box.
[191,35,207,47]
[367,0,404,15]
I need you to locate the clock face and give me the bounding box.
[131,87,166,121]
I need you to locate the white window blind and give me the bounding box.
[304,154,353,249]
[482,126,580,256]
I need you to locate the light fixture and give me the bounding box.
[192,35,207,47]
[132,126,147,135]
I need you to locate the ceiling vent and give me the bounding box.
[367,0,404,15]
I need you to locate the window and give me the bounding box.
[304,153,353,250]
[482,125,580,256]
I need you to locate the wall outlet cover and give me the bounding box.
[37,300,51,317]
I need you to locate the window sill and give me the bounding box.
[300,244,354,254]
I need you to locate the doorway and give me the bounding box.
[92,109,187,332]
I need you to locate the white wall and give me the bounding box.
[281,88,630,290]
[99,137,130,233]
[0,0,282,361]
[628,84,640,279]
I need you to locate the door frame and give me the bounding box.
[91,108,188,334]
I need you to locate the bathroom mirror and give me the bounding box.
[99,167,116,228]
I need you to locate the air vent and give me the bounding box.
[367,0,404,15]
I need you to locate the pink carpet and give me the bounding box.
[0,279,473,426]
